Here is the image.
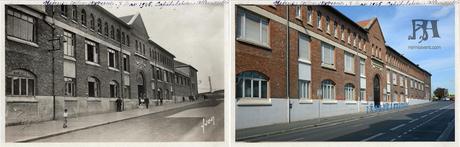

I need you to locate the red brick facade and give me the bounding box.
[235,5,431,103]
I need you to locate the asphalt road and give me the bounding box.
[247,101,455,142]
[34,98,224,142]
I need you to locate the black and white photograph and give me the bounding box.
[4,3,224,142]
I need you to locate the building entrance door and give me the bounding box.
[373,75,381,107]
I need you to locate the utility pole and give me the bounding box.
[286,6,291,123]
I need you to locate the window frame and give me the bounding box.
[236,8,270,47]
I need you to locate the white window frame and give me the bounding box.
[344,84,354,101]
[63,30,75,57]
[64,77,75,96]
[88,77,99,97]
[107,49,118,69]
[298,33,311,62]
[360,58,365,77]
[317,11,322,30]
[6,8,35,43]
[295,6,301,19]
[341,25,345,41]
[325,16,330,34]
[109,81,118,98]
[298,80,310,99]
[321,42,335,68]
[333,21,338,38]
[321,80,335,100]
[237,8,269,47]
[307,6,312,24]
[85,40,99,64]
[6,76,35,96]
[360,88,365,101]
[237,74,269,99]
[344,52,354,74]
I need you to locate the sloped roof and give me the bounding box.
[174,60,198,71]
[118,14,135,24]
[356,17,377,30]
[385,45,431,76]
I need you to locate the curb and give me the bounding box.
[236,102,433,141]
[15,100,206,142]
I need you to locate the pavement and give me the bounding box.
[32,99,224,142]
[237,101,454,141]
[5,99,210,142]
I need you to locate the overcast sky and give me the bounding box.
[103,5,224,93]
[336,6,455,94]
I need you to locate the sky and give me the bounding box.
[103,5,224,93]
[335,6,455,95]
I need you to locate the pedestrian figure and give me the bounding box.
[160,97,163,105]
[140,97,145,108]
[63,109,68,128]
[116,97,122,112]
[145,97,149,109]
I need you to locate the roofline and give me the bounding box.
[175,64,198,71]
[327,6,368,34]
[385,45,431,76]
[148,40,175,58]
[95,5,131,28]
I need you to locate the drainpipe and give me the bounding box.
[286,6,291,123]
[119,25,124,111]
[44,6,57,120]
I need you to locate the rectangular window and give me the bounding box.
[344,52,354,73]
[325,17,330,33]
[341,26,345,41]
[298,80,310,99]
[387,72,391,83]
[345,86,354,101]
[295,6,301,18]
[85,40,98,63]
[110,83,118,98]
[400,76,404,86]
[317,11,322,30]
[392,72,397,85]
[6,76,34,96]
[333,21,338,38]
[360,89,365,101]
[360,58,365,76]
[237,8,269,46]
[298,33,310,61]
[63,30,75,57]
[6,8,35,42]
[64,77,75,96]
[108,49,119,69]
[321,42,335,67]
[307,7,312,24]
[123,54,129,72]
[347,30,351,44]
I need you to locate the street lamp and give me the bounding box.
[316,89,322,124]
[48,35,65,120]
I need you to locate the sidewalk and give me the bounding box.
[6,100,206,142]
[236,102,433,141]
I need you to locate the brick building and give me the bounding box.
[235,5,431,129]
[5,5,198,125]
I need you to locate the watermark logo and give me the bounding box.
[408,19,440,43]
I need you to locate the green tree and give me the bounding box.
[434,88,448,99]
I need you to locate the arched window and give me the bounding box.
[104,22,108,36]
[344,83,354,101]
[116,29,120,41]
[71,5,77,20]
[110,25,114,39]
[88,77,100,97]
[121,32,125,44]
[236,71,268,98]
[321,80,335,100]
[81,9,86,26]
[97,18,102,33]
[6,69,36,96]
[126,35,130,46]
[109,81,119,98]
[89,14,95,30]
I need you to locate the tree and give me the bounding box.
[434,88,448,99]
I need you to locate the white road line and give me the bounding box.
[291,137,304,141]
[421,115,427,118]
[390,124,406,131]
[409,119,419,123]
[362,133,385,141]
[391,138,396,141]
[429,112,435,115]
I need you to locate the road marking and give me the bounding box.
[421,115,427,118]
[390,124,406,131]
[409,119,419,123]
[391,138,396,141]
[429,112,435,115]
[292,137,304,141]
[362,133,384,141]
